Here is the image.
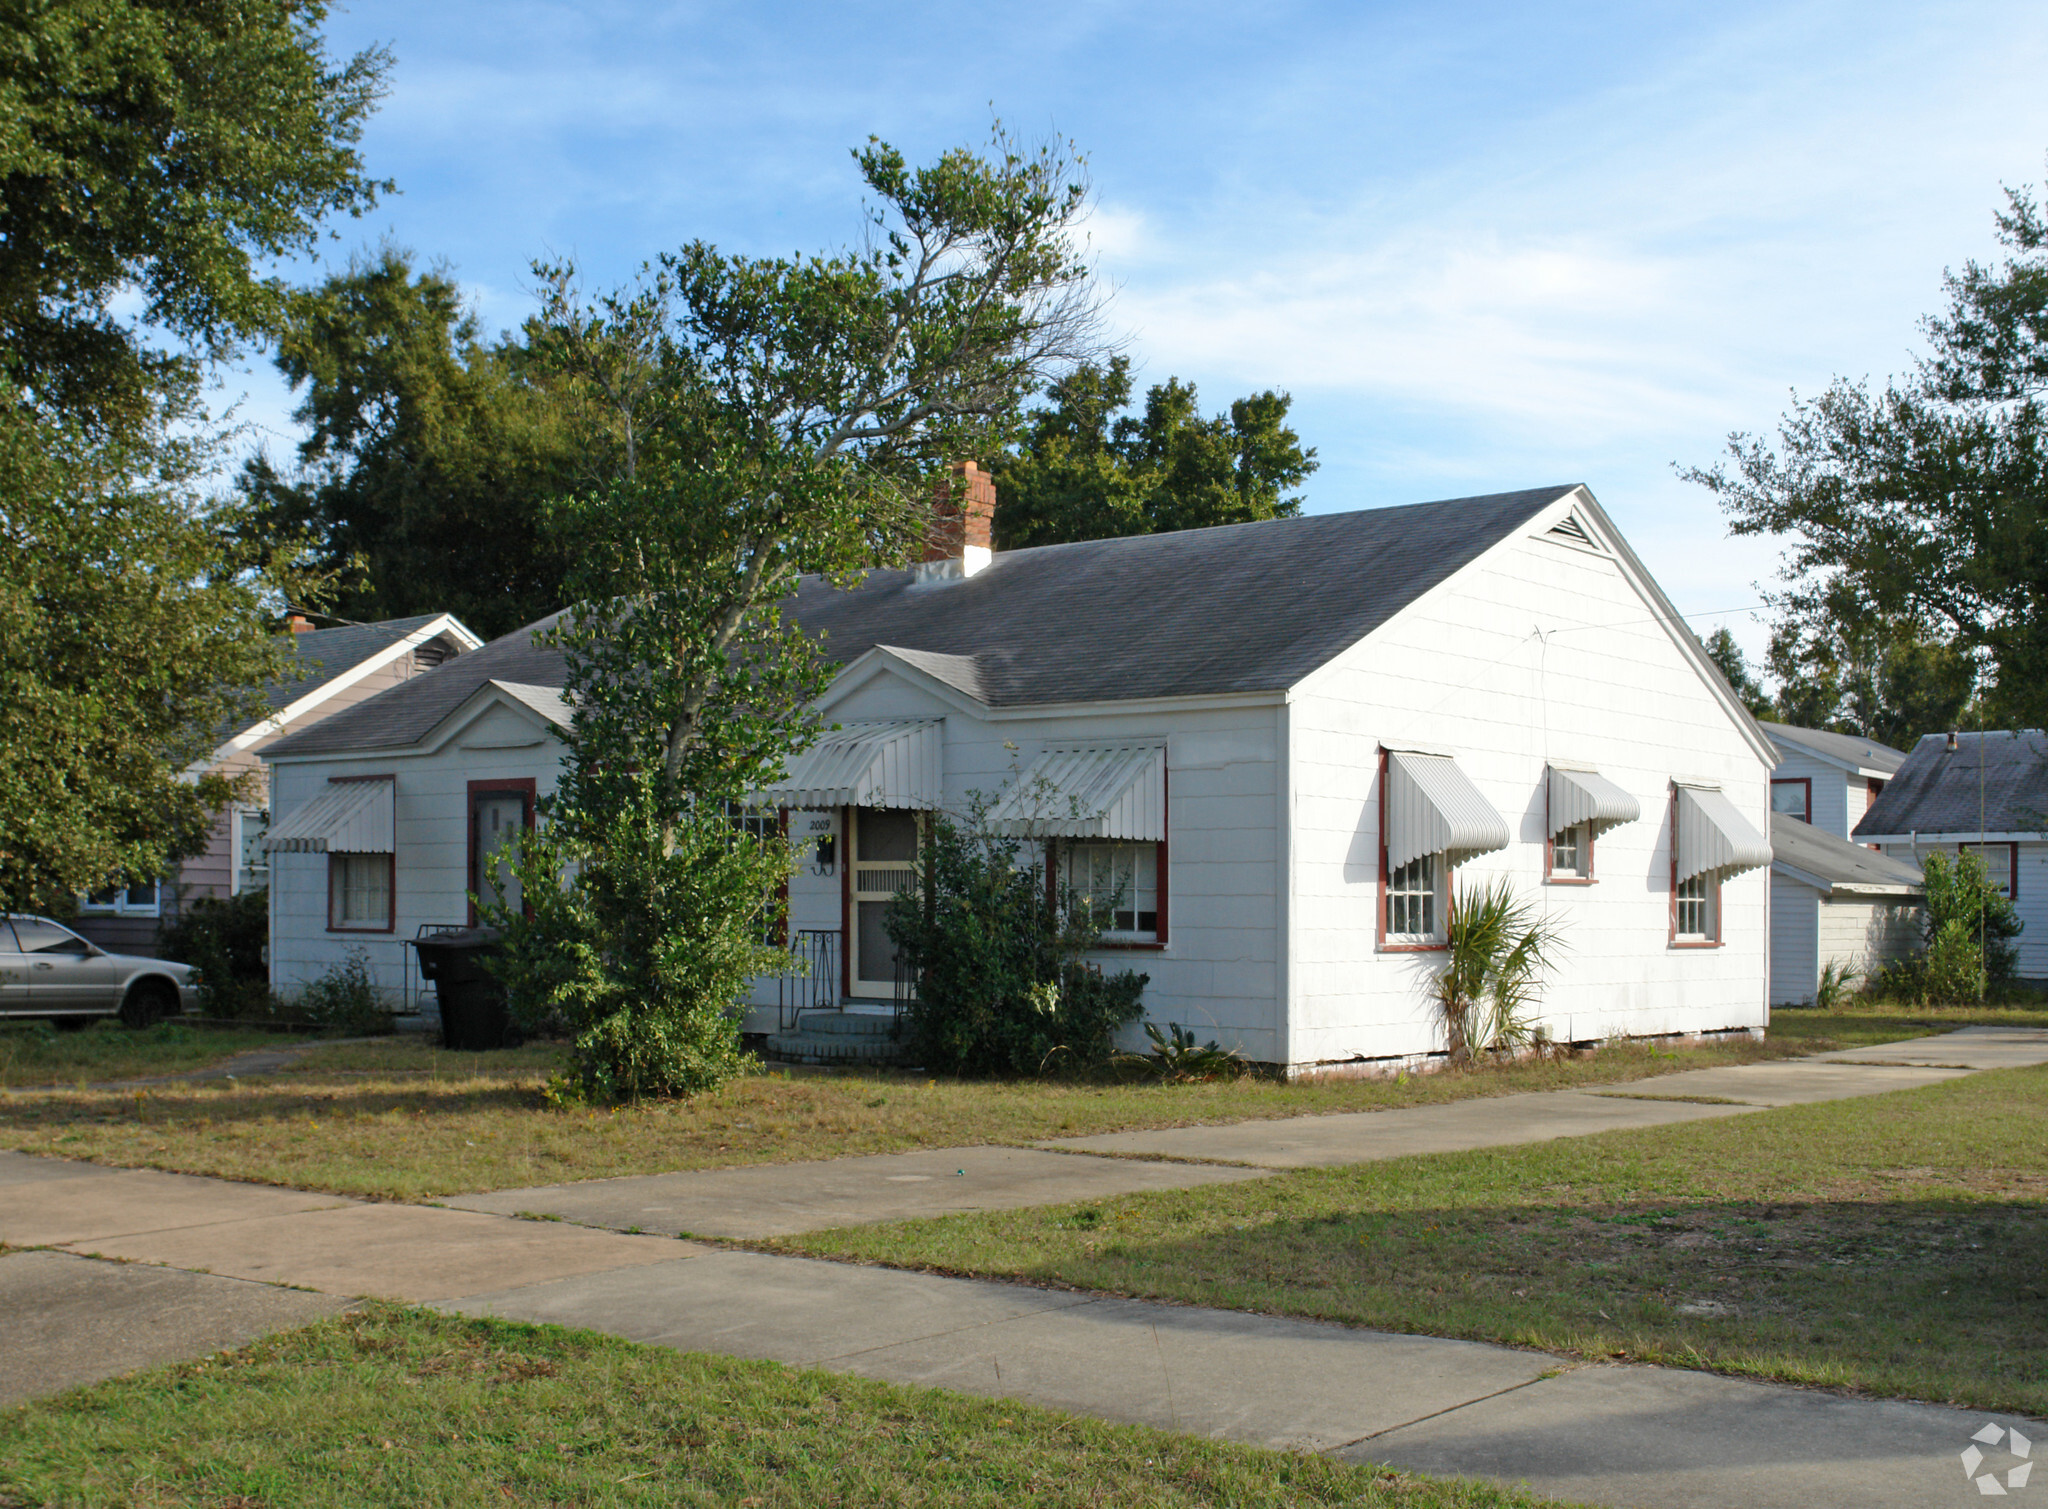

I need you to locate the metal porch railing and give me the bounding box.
[776,929,841,1030]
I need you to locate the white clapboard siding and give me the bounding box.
[1287,513,1773,1068]
[1771,871,1821,1006]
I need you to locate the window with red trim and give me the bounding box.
[1957,841,2018,899]
[1548,820,1593,881]
[328,853,395,932]
[1770,778,1812,824]
[1063,841,1164,942]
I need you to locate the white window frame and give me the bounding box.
[1062,840,1161,943]
[79,879,161,916]
[1549,819,1591,880]
[232,806,270,896]
[1385,851,1444,943]
[1675,869,1719,942]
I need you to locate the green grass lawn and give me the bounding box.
[0,1019,312,1090]
[0,1305,1568,1509]
[0,1032,1827,1200]
[779,1065,2048,1417]
[1766,1003,2048,1049]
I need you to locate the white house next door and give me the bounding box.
[848,807,919,998]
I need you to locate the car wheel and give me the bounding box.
[120,980,176,1029]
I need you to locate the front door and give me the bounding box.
[471,789,531,921]
[848,807,920,998]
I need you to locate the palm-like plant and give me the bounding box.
[1431,879,1563,1065]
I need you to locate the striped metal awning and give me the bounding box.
[1676,784,1772,882]
[264,779,394,854]
[1548,764,1641,835]
[1386,752,1510,871]
[750,720,942,810]
[987,743,1167,841]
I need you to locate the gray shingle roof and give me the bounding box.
[264,611,569,758]
[223,614,472,743]
[1854,730,2048,839]
[1760,721,1908,776]
[1771,812,1924,893]
[264,486,1576,759]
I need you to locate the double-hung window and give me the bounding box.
[1548,821,1591,881]
[1378,750,1508,948]
[1385,852,1441,940]
[1062,841,1161,942]
[1669,783,1769,948]
[1674,871,1717,940]
[329,853,393,931]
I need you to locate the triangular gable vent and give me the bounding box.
[1546,511,1599,548]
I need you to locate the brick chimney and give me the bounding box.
[916,460,995,582]
[287,614,315,634]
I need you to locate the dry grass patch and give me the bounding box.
[0,1305,1566,1508]
[0,1033,1821,1200]
[782,1065,2048,1416]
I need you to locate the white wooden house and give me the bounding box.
[1767,812,1923,1004]
[1759,722,1921,1005]
[259,481,1776,1074]
[1856,729,2048,981]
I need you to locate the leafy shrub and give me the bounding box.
[297,949,392,1035]
[493,785,788,1101]
[1432,878,1563,1064]
[1136,1021,1246,1082]
[1814,958,1860,1010]
[1914,850,2022,1001]
[884,805,1147,1077]
[157,888,274,1018]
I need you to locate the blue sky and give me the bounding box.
[231,0,2048,669]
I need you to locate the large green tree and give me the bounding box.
[0,0,389,434]
[239,248,582,637]
[991,356,1316,549]
[1687,169,2048,729]
[1699,628,1773,720]
[496,128,1103,1098]
[0,394,320,911]
[0,0,388,906]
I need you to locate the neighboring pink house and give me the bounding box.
[74,612,481,956]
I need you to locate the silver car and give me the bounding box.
[0,914,200,1027]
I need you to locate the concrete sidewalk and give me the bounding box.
[446,1028,2041,1236]
[6,1027,2045,1508]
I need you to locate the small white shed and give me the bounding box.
[1769,812,1923,1005]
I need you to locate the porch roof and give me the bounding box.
[750,720,942,811]
[987,743,1167,841]
[264,779,394,854]
[1548,764,1641,835]
[1386,752,1510,871]
[1676,784,1771,882]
